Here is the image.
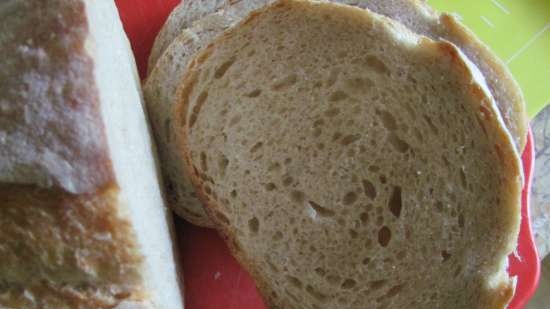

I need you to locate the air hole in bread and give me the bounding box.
[377,110,397,131]
[349,229,358,239]
[229,114,242,127]
[200,152,208,172]
[312,128,322,138]
[283,176,293,186]
[441,250,451,262]
[284,157,292,165]
[362,179,377,200]
[245,89,262,98]
[268,162,281,172]
[308,200,335,218]
[250,142,263,153]
[290,190,305,203]
[382,284,405,300]
[360,212,370,224]
[458,213,465,228]
[272,73,298,91]
[217,153,229,177]
[248,217,260,234]
[189,91,209,128]
[230,189,237,198]
[272,231,283,241]
[340,134,360,146]
[314,267,325,277]
[317,143,325,150]
[362,257,371,265]
[388,134,410,153]
[286,275,303,289]
[332,132,342,141]
[388,186,402,218]
[378,226,391,247]
[265,183,277,191]
[365,55,389,75]
[343,191,358,205]
[341,278,357,289]
[329,90,348,102]
[214,57,236,79]
[379,175,387,184]
[305,285,327,301]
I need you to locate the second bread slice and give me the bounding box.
[175,0,522,308]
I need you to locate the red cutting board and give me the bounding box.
[113,1,540,308]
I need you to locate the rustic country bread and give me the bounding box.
[0,1,183,308]
[175,1,522,308]
[145,0,527,227]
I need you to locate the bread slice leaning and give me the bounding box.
[145,0,527,227]
[175,1,522,308]
[0,1,183,308]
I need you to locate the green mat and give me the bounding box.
[430,0,550,118]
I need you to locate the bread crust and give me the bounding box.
[175,1,522,308]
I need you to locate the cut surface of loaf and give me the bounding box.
[175,1,522,308]
[146,0,527,227]
[0,1,183,308]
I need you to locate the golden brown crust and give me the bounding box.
[175,1,522,308]
[0,0,114,194]
[0,184,146,309]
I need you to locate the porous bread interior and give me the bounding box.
[146,0,526,226]
[178,1,521,308]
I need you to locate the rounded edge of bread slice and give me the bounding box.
[174,0,522,308]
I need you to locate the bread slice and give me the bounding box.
[0,1,183,308]
[149,0,527,149]
[144,2,275,227]
[175,1,522,308]
[145,0,527,227]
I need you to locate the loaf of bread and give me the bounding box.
[144,0,527,227]
[0,1,183,308]
[174,1,522,308]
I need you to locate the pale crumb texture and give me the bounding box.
[0,0,113,194]
[0,184,146,309]
[177,1,522,308]
[146,0,527,226]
